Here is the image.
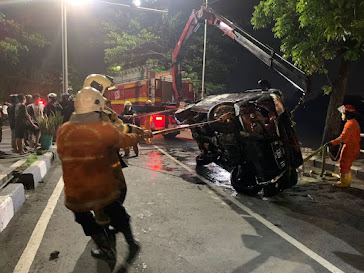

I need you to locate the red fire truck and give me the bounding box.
[105,72,194,137]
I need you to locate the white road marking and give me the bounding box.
[154,145,344,273]
[13,177,64,273]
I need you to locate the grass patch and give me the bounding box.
[21,154,41,168]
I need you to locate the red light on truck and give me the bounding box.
[154,115,165,130]
[38,99,45,105]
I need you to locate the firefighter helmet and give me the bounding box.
[124,101,132,107]
[48,93,57,99]
[146,100,152,106]
[75,87,105,114]
[83,74,115,95]
[337,105,357,113]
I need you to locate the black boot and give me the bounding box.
[126,240,140,264]
[91,230,116,262]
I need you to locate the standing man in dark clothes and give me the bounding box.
[15,94,39,155]
[44,93,63,117]
[27,94,44,147]
[7,95,18,152]
[119,101,139,156]
[60,93,75,123]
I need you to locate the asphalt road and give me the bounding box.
[0,132,363,273]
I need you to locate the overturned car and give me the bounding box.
[175,90,303,196]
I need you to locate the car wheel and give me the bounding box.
[230,166,261,195]
[277,167,298,190]
[263,183,281,197]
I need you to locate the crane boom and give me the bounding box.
[171,6,310,101]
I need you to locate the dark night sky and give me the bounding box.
[2,0,363,147]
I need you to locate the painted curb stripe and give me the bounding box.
[13,177,64,273]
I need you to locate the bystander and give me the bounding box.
[27,94,44,147]
[60,93,74,123]
[7,95,18,152]
[44,93,62,117]
[15,94,39,155]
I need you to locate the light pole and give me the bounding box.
[61,0,68,94]
[201,0,208,99]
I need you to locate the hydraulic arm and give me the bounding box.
[172,6,310,101]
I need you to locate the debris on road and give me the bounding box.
[49,251,60,261]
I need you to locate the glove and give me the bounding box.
[325,142,333,147]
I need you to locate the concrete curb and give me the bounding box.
[0,196,14,232]
[0,159,26,189]
[0,147,57,232]
[304,157,364,180]
[19,149,56,190]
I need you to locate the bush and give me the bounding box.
[38,112,63,135]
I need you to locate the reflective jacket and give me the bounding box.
[57,116,139,212]
[331,119,361,151]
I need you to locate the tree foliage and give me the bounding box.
[251,0,364,143]
[0,12,59,100]
[251,0,364,78]
[102,2,236,96]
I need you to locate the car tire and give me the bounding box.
[277,167,298,190]
[230,166,261,195]
[263,183,280,197]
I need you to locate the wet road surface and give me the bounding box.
[0,132,363,273]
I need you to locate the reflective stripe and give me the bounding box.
[65,190,121,212]
[60,155,105,162]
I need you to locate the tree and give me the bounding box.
[251,0,364,144]
[101,3,236,97]
[0,12,58,100]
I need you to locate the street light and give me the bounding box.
[61,0,167,94]
[132,0,141,7]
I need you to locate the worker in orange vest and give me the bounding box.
[327,105,361,187]
[57,87,150,264]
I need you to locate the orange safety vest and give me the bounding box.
[331,119,361,174]
[57,120,139,212]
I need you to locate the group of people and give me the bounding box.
[7,92,74,155]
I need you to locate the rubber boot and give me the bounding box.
[91,230,116,262]
[122,224,140,264]
[333,172,352,188]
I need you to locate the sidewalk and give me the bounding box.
[301,148,364,190]
[0,126,33,171]
[0,126,56,232]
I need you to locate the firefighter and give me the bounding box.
[83,74,149,138]
[326,105,361,187]
[57,87,142,264]
[120,101,139,156]
[144,100,153,144]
